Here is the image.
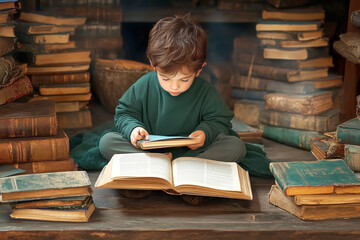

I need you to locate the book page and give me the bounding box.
[110,153,172,183]
[172,157,241,192]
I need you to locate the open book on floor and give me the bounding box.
[137,135,201,150]
[95,153,253,200]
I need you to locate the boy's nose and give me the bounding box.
[171,81,179,90]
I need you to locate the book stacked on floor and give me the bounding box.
[0,100,78,175]
[333,32,360,64]
[14,11,93,129]
[268,159,360,220]
[0,171,95,222]
[231,5,343,150]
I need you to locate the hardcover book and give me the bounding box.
[31,72,90,86]
[230,118,263,143]
[0,171,92,203]
[269,159,360,196]
[260,38,328,48]
[0,24,14,37]
[10,158,78,174]
[336,118,360,145]
[19,50,91,66]
[0,75,33,105]
[27,64,90,75]
[137,135,201,150]
[344,144,360,172]
[261,6,324,21]
[54,101,88,113]
[311,137,344,160]
[95,153,253,200]
[263,47,328,60]
[31,92,92,102]
[0,100,58,138]
[256,20,321,32]
[39,83,91,96]
[12,195,92,209]
[15,32,70,44]
[15,22,76,34]
[16,41,76,53]
[19,12,86,26]
[257,30,323,41]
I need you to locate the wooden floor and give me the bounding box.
[1,100,360,240]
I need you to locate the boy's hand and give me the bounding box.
[130,127,149,148]
[188,130,206,150]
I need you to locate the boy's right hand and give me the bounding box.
[130,127,149,148]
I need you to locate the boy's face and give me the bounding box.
[156,66,201,97]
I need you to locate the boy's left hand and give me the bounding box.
[188,130,206,150]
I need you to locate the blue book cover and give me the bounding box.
[336,118,360,145]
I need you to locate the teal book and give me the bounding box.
[344,144,360,172]
[0,171,92,203]
[269,159,360,196]
[0,165,25,178]
[336,118,360,145]
[260,108,339,132]
[231,88,268,101]
[230,118,263,142]
[260,123,321,150]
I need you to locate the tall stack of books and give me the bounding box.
[0,0,33,105]
[14,11,93,129]
[0,171,95,222]
[0,100,78,174]
[230,5,343,150]
[268,159,360,220]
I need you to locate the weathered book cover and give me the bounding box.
[232,88,268,101]
[16,41,76,53]
[256,20,321,32]
[0,36,15,56]
[265,91,333,115]
[55,101,89,113]
[15,22,76,34]
[336,118,360,145]
[339,32,360,58]
[57,109,92,129]
[260,123,321,150]
[260,108,339,132]
[344,144,360,172]
[230,118,263,143]
[17,50,91,66]
[10,158,78,174]
[31,92,92,102]
[260,38,328,49]
[268,185,360,220]
[333,39,360,64]
[27,64,90,75]
[262,5,324,21]
[0,100,58,138]
[233,100,265,127]
[39,83,91,96]
[269,159,360,196]
[19,12,86,26]
[230,73,342,95]
[31,72,90,87]
[12,195,92,209]
[15,32,70,44]
[0,75,33,105]
[0,24,15,37]
[311,137,344,160]
[263,46,329,60]
[0,128,69,164]
[257,30,324,41]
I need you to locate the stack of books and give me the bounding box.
[230,5,343,150]
[0,100,78,174]
[0,0,33,105]
[0,171,95,222]
[14,11,92,129]
[268,159,360,220]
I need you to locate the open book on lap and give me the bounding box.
[137,135,201,150]
[95,153,253,200]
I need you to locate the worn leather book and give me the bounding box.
[10,158,78,174]
[0,128,69,164]
[27,64,90,75]
[31,72,90,87]
[230,118,263,143]
[233,99,265,127]
[16,41,76,53]
[57,109,92,129]
[256,20,321,32]
[39,83,91,96]
[18,50,91,66]
[19,12,86,26]
[260,38,328,48]
[265,91,333,115]
[0,55,21,85]
[333,32,360,64]
[0,36,15,56]
[0,100,58,138]
[14,22,76,35]
[0,24,14,37]
[336,118,360,145]
[11,195,92,209]
[262,5,324,21]
[257,30,324,41]
[268,185,360,221]
[0,12,8,24]
[263,46,329,60]
[311,137,344,160]
[31,92,92,102]
[15,32,70,44]
[344,144,360,172]
[0,75,33,105]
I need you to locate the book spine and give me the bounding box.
[344,145,360,171]
[31,72,90,86]
[260,124,321,150]
[10,158,77,174]
[336,126,360,145]
[235,63,293,82]
[0,76,33,105]
[0,134,69,163]
[0,115,58,138]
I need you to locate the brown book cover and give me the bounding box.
[311,137,344,160]
[262,5,324,21]
[0,75,33,105]
[0,100,58,138]
[39,83,90,95]
[16,41,76,53]
[20,12,86,26]
[27,64,90,75]
[31,92,92,102]
[19,50,91,66]
[10,158,78,174]
[0,12,8,24]
[31,72,90,86]
[0,36,15,56]
[0,128,69,164]
[57,109,92,129]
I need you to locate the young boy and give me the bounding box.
[99,15,246,204]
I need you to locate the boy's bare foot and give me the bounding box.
[118,189,152,199]
[181,195,212,205]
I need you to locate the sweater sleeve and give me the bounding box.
[195,86,236,149]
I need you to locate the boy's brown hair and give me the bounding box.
[146,14,207,75]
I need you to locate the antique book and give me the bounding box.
[230,74,342,95]
[311,137,344,160]
[55,101,88,113]
[230,118,263,143]
[0,75,33,105]
[0,164,25,178]
[256,20,321,32]
[9,158,78,174]
[262,6,324,21]
[333,32,360,64]
[0,55,19,85]
[268,185,360,221]
[31,92,92,102]
[15,33,70,44]
[344,144,360,172]
[27,64,90,75]
[0,24,14,37]
[137,135,201,150]
[266,0,310,8]
[260,123,321,150]
[0,36,15,56]
[336,118,360,145]
[293,191,360,206]
[0,171,92,203]
[260,38,328,48]
[265,91,333,115]
[18,50,91,66]
[31,72,90,87]
[95,153,253,200]
[39,83,91,95]
[0,100,58,138]
[257,30,323,41]
[56,109,92,129]
[16,41,76,53]
[12,195,92,209]
[231,88,268,101]
[333,40,360,64]
[10,200,95,222]
[0,128,69,164]
[15,22,76,34]
[232,51,333,69]
[269,159,360,196]
[19,12,86,26]
[233,99,265,127]
[0,12,7,24]
[0,1,16,11]
[263,47,328,60]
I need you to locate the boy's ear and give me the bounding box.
[149,60,156,71]
[195,62,207,77]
